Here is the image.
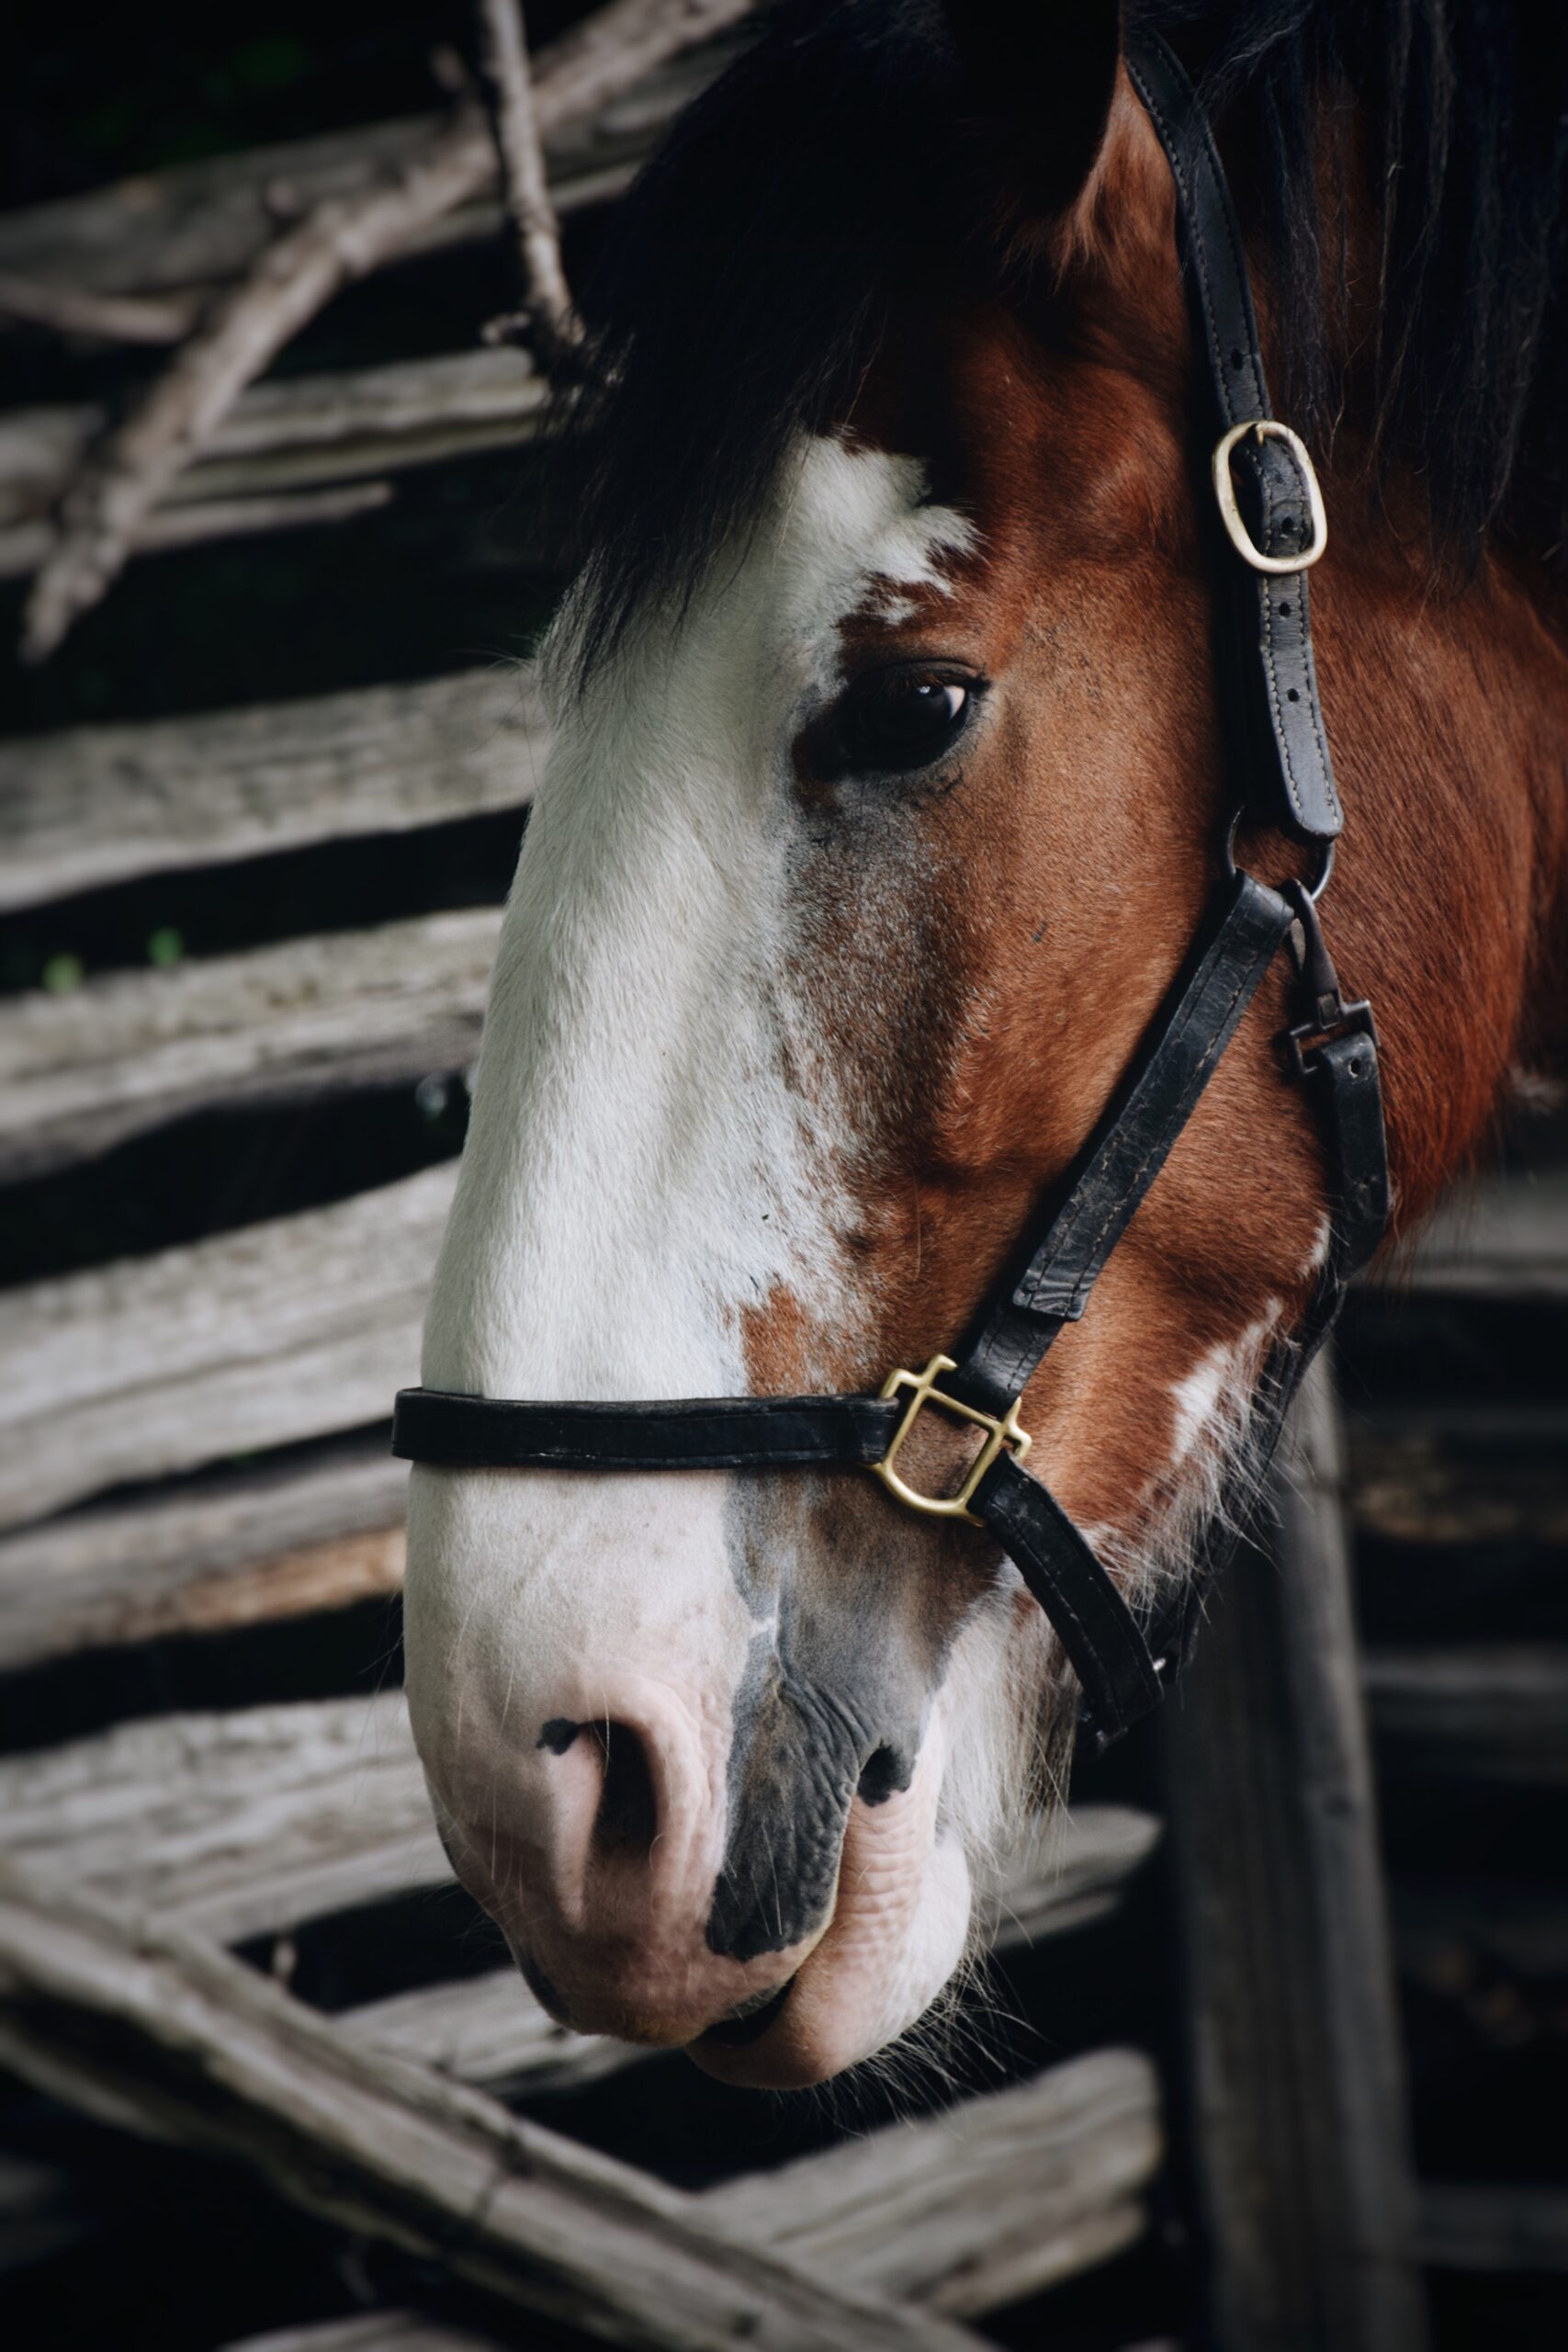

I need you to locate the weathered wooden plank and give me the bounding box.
[703,2047,1159,2319]
[0,1869,981,2352]
[1160,1360,1429,2352]
[0,909,502,1180]
[1388,1172,1568,1299]
[1345,1406,1568,1546]
[0,664,542,915]
[0,1692,445,1945]
[0,351,551,533]
[0,481,396,581]
[226,2322,503,2352]
[1364,1645,1568,1783]
[342,1966,644,2100]
[12,2049,1157,2323]
[0,1438,406,1669]
[979,1803,1163,1950]
[1417,2183,1568,2273]
[0,1163,453,1531]
[225,2322,505,2352]
[0,21,742,300]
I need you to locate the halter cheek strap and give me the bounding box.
[1123,36,1342,844]
[391,35,1390,1753]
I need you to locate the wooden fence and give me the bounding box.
[2,6,1564,2347]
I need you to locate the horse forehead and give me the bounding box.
[547,435,979,734]
[765,435,978,632]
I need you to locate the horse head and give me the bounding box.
[402,0,1568,2085]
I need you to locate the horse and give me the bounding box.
[400,0,1568,2088]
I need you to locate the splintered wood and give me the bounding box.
[0,909,502,1179]
[0,1164,456,1529]
[0,662,547,913]
[17,0,758,658]
[0,1868,985,2352]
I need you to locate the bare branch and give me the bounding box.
[532,0,754,129]
[0,271,198,346]
[19,0,758,661]
[19,109,491,663]
[0,0,752,306]
[473,0,582,370]
[0,1867,980,2352]
[0,481,391,582]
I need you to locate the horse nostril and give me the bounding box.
[856,1743,908,1805]
[592,1720,659,1856]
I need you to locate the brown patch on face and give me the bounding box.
[739,65,1567,1607]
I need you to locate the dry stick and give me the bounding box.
[0,270,199,346]
[20,0,756,662]
[0,482,392,583]
[0,1864,981,2352]
[19,108,492,665]
[473,0,582,368]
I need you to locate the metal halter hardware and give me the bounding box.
[874,1354,1032,1522]
[391,33,1392,1753]
[1213,420,1329,573]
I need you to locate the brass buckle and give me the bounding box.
[873,1353,1032,1524]
[1213,419,1328,574]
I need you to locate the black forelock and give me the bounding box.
[560,0,993,678]
[560,0,1568,676]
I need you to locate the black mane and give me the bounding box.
[564,0,1568,672]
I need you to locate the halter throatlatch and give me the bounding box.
[392,35,1390,1752]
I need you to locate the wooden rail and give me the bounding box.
[701,2047,1159,2319]
[0,665,543,914]
[1345,1405,1568,1546]
[0,1692,446,1945]
[0,1984,1161,2334]
[1418,2184,1568,2274]
[0,352,551,560]
[1390,1173,1568,1300]
[225,2324,500,2352]
[1364,1645,1568,1783]
[0,1866,983,2352]
[0,1164,453,1530]
[0,910,501,1180]
[1161,1362,1429,2352]
[0,25,741,300]
[0,1437,407,1668]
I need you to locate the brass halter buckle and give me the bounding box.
[873,1353,1032,1523]
[1212,419,1328,574]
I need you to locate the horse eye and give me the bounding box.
[835,673,974,776]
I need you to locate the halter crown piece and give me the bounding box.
[392,37,1390,1751]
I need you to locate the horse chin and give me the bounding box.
[685,1815,974,2090]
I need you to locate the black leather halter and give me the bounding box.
[393,36,1391,1751]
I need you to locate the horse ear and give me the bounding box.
[941,0,1122,220]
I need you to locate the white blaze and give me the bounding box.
[405,438,976,1860]
[422,435,975,1407]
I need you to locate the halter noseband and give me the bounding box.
[392,36,1390,1752]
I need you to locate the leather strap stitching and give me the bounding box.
[1012,886,1288,1318]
